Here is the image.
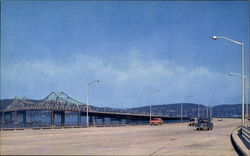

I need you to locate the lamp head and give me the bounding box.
[229,73,233,76]
[96,80,101,82]
[211,36,217,40]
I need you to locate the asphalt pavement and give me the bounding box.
[0,118,240,155]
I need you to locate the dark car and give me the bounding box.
[195,118,213,130]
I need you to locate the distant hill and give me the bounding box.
[212,104,242,118]
[0,99,243,118]
[127,103,242,118]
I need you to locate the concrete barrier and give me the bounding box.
[241,126,250,145]
[231,127,250,156]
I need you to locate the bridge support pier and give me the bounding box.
[14,111,17,123]
[3,112,7,122]
[118,119,123,125]
[51,111,55,126]
[50,111,65,126]
[0,112,6,122]
[102,118,105,125]
[110,118,115,125]
[5,112,13,122]
[10,112,13,122]
[77,112,81,126]
[0,112,2,121]
[90,116,96,126]
[61,111,65,126]
[125,117,130,125]
[22,111,26,125]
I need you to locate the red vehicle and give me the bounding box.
[149,118,164,125]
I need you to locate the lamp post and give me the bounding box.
[182,96,190,122]
[212,36,245,125]
[86,80,100,127]
[210,103,214,118]
[149,90,160,122]
[207,104,209,118]
[229,72,249,121]
[198,102,200,118]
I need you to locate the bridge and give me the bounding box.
[0,92,186,127]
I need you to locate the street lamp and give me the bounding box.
[229,72,247,79]
[210,106,213,118]
[149,90,160,121]
[204,103,211,118]
[212,35,245,125]
[182,96,190,122]
[198,102,200,118]
[229,72,249,121]
[86,80,101,127]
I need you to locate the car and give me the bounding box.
[188,118,197,126]
[195,118,213,130]
[149,118,164,125]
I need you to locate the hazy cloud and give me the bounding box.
[1,52,240,107]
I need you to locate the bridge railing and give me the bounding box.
[0,122,51,129]
[240,126,250,147]
[0,120,150,129]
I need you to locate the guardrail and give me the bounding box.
[0,121,186,131]
[240,126,250,147]
[0,123,153,131]
[231,125,250,156]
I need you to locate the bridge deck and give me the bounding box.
[0,118,240,155]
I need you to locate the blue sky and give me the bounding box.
[1,1,249,108]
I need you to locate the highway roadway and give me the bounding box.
[0,118,240,155]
